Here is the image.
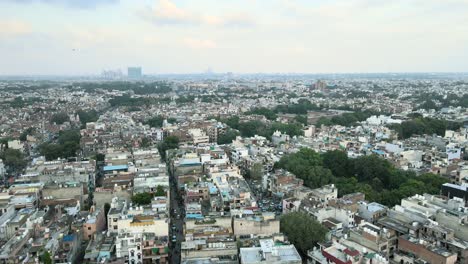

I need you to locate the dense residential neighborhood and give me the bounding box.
[0,74,468,264]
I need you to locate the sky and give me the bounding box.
[0,0,468,75]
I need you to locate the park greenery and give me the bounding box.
[414,92,468,110]
[245,99,321,120]
[39,130,81,160]
[215,116,303,139]
[8,97,44,108]
[245,107,277,120]
[74,81,172,95]
[316,110,379,127]
[280,212,328,255]
[389,117,461,139]
[276,149,448,207]
[108,95,172,107]
[275,99,321,114]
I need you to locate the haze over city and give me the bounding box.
[1,0,468,75]
[2,1,468,264]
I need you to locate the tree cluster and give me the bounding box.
[39,130,81,160]
[316,110,378,127]
[389,117,457,139]
[280,212,328,255]
[276,149,448,207]
[108,95,172,107]
[217,116,304,139]
[77,110,99,126]
[0,148,27,175]
[245,107,277,120]
[50,112,69,125]
[75,81,172,95]
[131,186,166,205]
[157,136,180,161]
[275,99,321,114]
[217,129,240,145]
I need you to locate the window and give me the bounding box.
[113,226,118,230]
[130,250,135,257]
[88,227,92,230]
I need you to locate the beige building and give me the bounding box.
[233,213,280,239]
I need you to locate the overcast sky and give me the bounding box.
[1,0,467,75]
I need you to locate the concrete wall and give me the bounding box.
[435,212,468,241]
[117,218,168,237]
[94,190,132,209]
[233,218,280,238]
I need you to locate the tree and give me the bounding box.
[157,135,180,161]
[132,192,153,205]
[39,129,81,160]
[140,137,151,148]
[322,150,350,178]
[352,155,394,186]
[19,127,35,141]
[0,148,27,174]
[77,110,99,126]
[281,212,328,255]
[246,107,277,120]
[217,129,240,145]
[95,153,105,162]
[391,117,449,139]
[41,251,52,264]
[104,202,111,226]
[294,115,308,125]
[278,148,448,207]
[50,112,69,125]
[155,185,166,196]
[146,116,165,128]
[249,163,263,180]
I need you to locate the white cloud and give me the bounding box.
[0,20,32,37]
[139,0,255,27]
[183,37,217,49]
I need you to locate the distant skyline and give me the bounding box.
[1,0,468,75]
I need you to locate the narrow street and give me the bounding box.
[169,165,184,264]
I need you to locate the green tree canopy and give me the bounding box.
[280,212,328,255]
[146,116,165,128]
[132,192,153,205]
[277,148,448,207]
[157,136,180,161]
[50,112,69,125]
[0,148,27,174]
[77,110,99,126]
[246,107,277,120]
[155,185,166,196]
[39,130,81,160]
[217,129,240,145]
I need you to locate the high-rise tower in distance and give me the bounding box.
[127,67,142,78]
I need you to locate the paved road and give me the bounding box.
[169,170,184,264]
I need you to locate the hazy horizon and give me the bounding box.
[1,0,468,75]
